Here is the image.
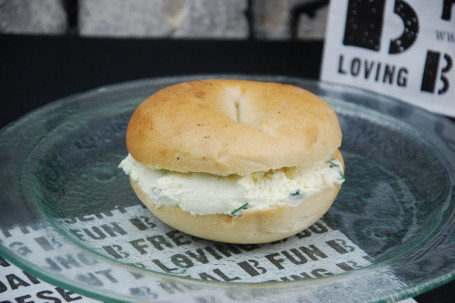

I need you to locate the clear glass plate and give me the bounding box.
[0,75,454,303]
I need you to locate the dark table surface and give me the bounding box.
[1,34,454,302]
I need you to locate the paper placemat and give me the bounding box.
[1,205,417,302]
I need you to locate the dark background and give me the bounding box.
[0,35,322,128]
[1,34,454,302]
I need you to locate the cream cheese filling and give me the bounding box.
[119,154,344,216]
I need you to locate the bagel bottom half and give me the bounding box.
[129,150,343,244]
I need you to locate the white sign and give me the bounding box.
[321,0,455,117]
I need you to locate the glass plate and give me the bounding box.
[1,75,454,303]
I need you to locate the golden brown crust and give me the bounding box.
[126,79,342,176]
[129,150,344,244]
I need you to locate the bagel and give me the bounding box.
[119,79,345,243]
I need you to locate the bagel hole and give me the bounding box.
[224,85,243,122]
[223,85,279,137]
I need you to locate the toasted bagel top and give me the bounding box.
[126,79,342,176]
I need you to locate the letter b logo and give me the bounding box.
[421,51,453,95]
[343,0,419,54]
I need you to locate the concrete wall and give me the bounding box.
[0,0,328,40]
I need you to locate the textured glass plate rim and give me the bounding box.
[0,74,454,302]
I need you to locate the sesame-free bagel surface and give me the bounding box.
[126,79,342,175]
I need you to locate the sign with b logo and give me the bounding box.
[321,0,454,117]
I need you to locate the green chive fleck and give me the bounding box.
[328,159,338,168]
[339,171,345,181]
[289,189,304,200]
[290,190,298,196]
[231,203,249,216]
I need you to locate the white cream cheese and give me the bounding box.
[119,154,344,216]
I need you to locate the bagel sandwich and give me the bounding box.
[119,79,345,244]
